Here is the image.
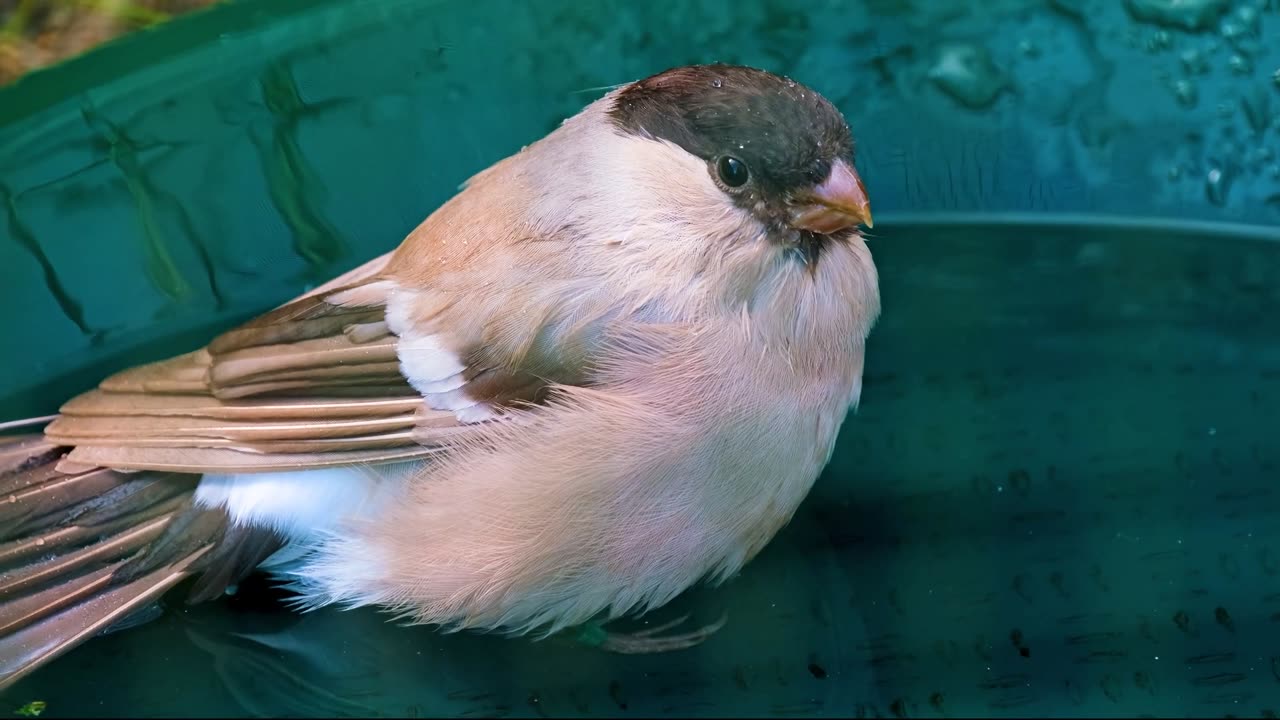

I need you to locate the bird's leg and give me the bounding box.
[572,612,728,654]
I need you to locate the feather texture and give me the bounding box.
[0,64,882,688]
[281,86,879,634]
[42,263,485,473]
[0,445,285,690]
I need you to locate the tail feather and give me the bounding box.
[65,472,195,525]
[0,550,209,690]
[0,494,188,568]
[0,512,178,599]
[0,439,284,691]
[0,437,197,543]
[0,563,119,635]
[0,437,66,494]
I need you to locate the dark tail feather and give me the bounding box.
[0,437,285,691]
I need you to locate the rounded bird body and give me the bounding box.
[0,64,879,687]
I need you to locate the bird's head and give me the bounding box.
[604,64,872,266]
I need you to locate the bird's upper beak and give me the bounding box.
[789,159,873,234]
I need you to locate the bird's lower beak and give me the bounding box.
[789,159,873,234]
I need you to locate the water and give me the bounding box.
[1,0,1279,716]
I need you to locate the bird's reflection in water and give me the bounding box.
[181,577,428,718]
[185,616,381,717]
[175,524,876,718]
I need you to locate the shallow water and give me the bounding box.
[4,215,1278,718]
[1,0,1279,716]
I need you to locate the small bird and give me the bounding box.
[0,63,878,689]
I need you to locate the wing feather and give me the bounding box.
[42,253,470,474]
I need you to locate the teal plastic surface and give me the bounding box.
[1,0,1278,716]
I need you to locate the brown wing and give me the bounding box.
[0,439,287,690]
[43,253,466,474]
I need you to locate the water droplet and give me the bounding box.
[1180,49,1210,75]
[1173,79,1198,108]
[1205,166,1231,206]
[1146,30,1172,51]
[711,78,723,88]
[1018,39,1040,58]
[927,42,1010,109]
[1228,54,1252,75]
[1168,165,1183,180]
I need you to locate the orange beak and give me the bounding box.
[789,159,873,234]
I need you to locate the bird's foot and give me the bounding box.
[574,612,728,654]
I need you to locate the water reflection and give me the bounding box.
[5,216,1280,717]
[254,60,351,275]
[0,182,94,337]
[80,104,221,308]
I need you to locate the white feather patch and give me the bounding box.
[381,285,415,336]
[194,461,421,545]
[416,372,467,394]
[381,281,494,425]
[425,386,481,411]
[424,385,497,424]
[397,334,467,393]
[280,529,395,612]
[423,387,497,423]
[454,403,499,423]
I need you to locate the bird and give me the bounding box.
[0,63,879,690]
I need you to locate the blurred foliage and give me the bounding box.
[0,0,217,84]
[13,700,46,717]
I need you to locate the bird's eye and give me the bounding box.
[717,156,750,188]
